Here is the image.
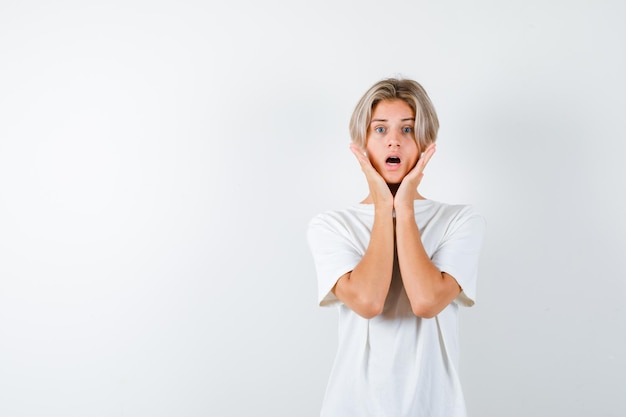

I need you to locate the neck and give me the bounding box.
[361,183,425,204]
[387,183,400,196]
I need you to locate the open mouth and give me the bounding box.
[386,156,401,165]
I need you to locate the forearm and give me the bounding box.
[395,206,460,318]
[334,204,394,318]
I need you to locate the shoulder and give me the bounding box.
[307,206,375,251]
[427,200,484,222]
[424,200,486,236]
[308,205,371,231]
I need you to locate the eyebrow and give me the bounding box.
[370,117,415,123]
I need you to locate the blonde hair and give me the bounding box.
[349,78,439,150]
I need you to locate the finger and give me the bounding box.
[349,143,371,167]
[404,145,435,183]
[421,143,436,159]
[417,143,436,171]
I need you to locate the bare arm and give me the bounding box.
[334,206,394,318]
[395,209,461,318]
[332,144,395,319]
[394,144,461,318]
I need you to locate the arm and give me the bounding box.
[332,144,395,319]
[394,144,461,318]
[394,208,461,318]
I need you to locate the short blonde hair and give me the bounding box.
[349,78,439,150]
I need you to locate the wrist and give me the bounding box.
[394,203,415,218]
[374,201,394,215]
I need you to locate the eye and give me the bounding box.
[374,126,386,134]
[402,126,414,134]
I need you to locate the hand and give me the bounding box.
[349,143,394,208]
[394,143,436,209]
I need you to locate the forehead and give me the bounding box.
[371,99,414,120]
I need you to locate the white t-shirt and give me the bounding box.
[307,199,486,417]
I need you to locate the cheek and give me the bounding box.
[408,152,420,170]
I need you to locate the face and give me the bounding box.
[365,99,419,184]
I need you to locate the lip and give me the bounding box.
[384,153,402,171]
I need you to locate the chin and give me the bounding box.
[384,174,406,185]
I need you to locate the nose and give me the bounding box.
[387,130,401,147]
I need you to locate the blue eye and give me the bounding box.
[402,126,414,134]
[375,126,386,134]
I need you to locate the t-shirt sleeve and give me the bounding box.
[307,214,363,307]
[431,207,486,307]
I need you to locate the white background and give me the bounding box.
[1,1,625,416]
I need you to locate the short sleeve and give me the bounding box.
[307,214,364,307]
[431,207,486,307]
